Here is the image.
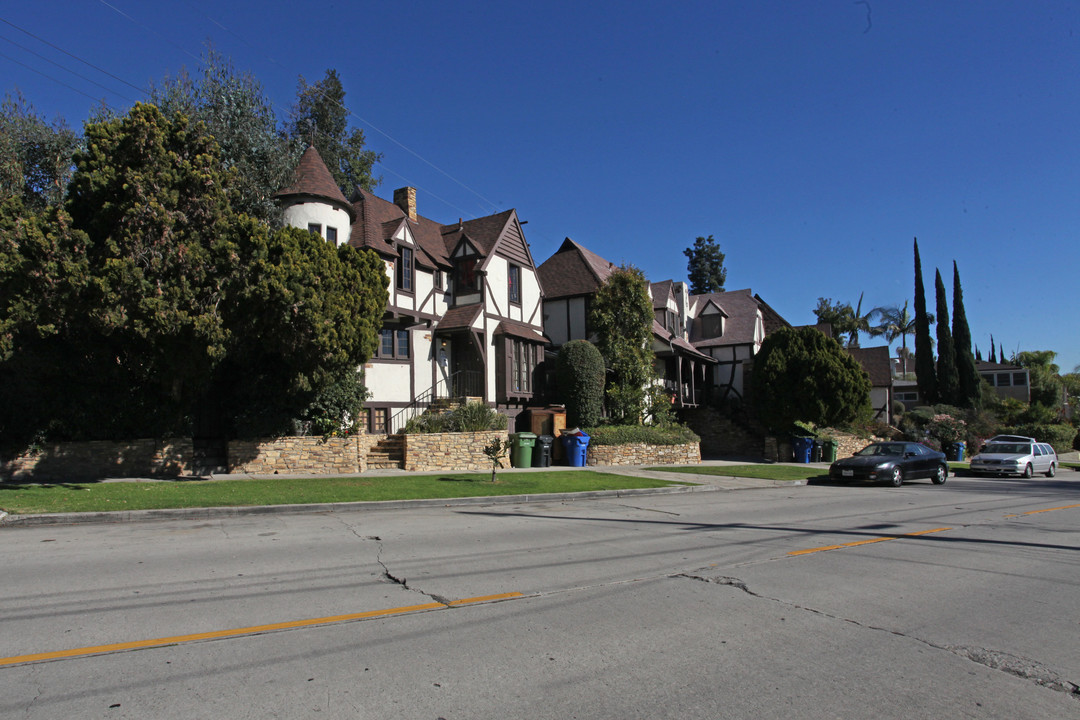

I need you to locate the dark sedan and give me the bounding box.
[829,441,949,487]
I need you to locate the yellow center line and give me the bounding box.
[0,592,523,668]
[1015,503,1080,516]
[788,527,952,556]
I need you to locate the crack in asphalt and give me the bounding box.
[678,571,1080,700]
[608,502,681,516]
[338,521,452,606]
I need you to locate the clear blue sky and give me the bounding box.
[4,1,1078,372]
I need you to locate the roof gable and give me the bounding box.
[536,238,617,299]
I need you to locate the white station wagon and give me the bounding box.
[969,436,1058,478]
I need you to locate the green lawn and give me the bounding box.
[646,464,829,481]
[0,471,687,515]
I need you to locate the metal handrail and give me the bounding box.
[385,370,484,434]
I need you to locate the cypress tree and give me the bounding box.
[934,269,959,405]
[952,261,980,407]
[913,239,937,404]
[989,335,995,362]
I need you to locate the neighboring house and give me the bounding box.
[976,360,1031,404]
[537,238,791,409]
[845,346,893,421]
[690,289,791,404]
[276,147,546,434]
[893,361,1032,410]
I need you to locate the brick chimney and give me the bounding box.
[393,187,417,221]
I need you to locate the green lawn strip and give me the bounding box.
[644,464,828,481]
[0,471,685,515]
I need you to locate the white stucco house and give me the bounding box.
[275,147,546,434]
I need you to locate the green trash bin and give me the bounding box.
[510,432,536,468]
[822,439,838,463]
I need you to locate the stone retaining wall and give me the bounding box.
[1,438,193,481]
[404,431,506,472]
[227,436,361,475]
[586,442,700,466]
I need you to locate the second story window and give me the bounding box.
[377,327,411,360]
[434,270,443,290]
[397,246,414,293]
[326,226,338,245]
[454,256,481,295]
[508,264,521,304]
[308,223,322,236]
[700,314,722,338]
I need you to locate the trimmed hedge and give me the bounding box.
[584,424,700,446]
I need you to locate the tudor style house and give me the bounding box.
[536,238,789,408]
[275,147,546,434]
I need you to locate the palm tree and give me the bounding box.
[871,301,933,376]
[848,292,875,347]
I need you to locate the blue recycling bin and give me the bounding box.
[792,436,814,463]
[561,431,591,467]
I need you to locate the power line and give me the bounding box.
[0,33,135,103]
[0,49,114,107]
[0,16,149,98]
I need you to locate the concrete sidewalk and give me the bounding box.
[0,460,817,527]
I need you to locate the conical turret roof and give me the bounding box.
[274,146,355,220]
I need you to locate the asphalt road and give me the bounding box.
[2,473,1079,719]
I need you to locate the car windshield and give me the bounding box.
[855,444,904,457]
[985,443,1030,455]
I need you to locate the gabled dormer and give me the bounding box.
[692,297,729,340]
[273,146,355,246]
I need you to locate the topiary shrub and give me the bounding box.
[556,340,605,428]
[585,423,699,446]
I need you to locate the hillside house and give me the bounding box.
[276,148,545,433]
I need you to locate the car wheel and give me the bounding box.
[889,467,903,487]
[1022,463,1033,479]
[932,464,947,484]
[1045,463,1056,478]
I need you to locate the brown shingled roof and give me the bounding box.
[690,289,764,348]
[274,146,355,221]
[536,238,617,299]
[434,304,483,332]
[846,346,891,387]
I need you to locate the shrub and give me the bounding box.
[585,423,699,446]
[555,340,605,427]
[403,402,507,434]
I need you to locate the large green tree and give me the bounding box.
[683,234,726,294]
[913,239,937,404]
[217,218,388,437]
[589,264,656,424]
[0,198,91,445]
[813,297,856,342]
[0,91,81,210]
[3,101,387,446]
[934,269,959,405]
[951,261,980,408]
[287,69,380,194]
[751,326,872,432]
[150,49,300,224]
[66,103,238,435]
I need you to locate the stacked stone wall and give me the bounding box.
[227,436,360,475]
[1,438,193,481]
[586,442,700,466]
[403,431,506,472]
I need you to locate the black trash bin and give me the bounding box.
[811,440,823,463]
[532,435,554,467]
